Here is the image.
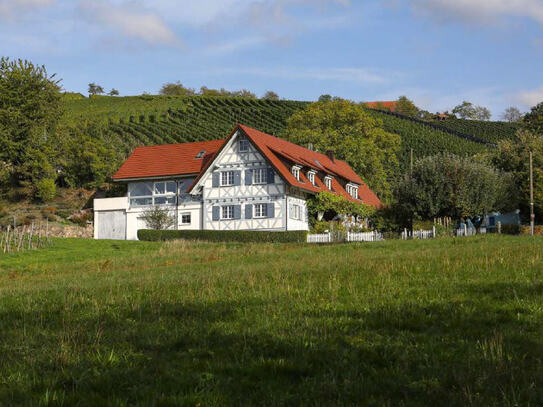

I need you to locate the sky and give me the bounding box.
[1,0,543,118]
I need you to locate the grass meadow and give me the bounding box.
[1,236,543,406]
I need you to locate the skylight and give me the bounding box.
[195,150,206,159]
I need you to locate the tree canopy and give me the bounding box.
[452,101,491,121]
[284,99,401,202]
[88,83,104,96]
[159,81,196,96]
[397,153,514,220]
[395,96,419,117]
[523,102,543,135]
[492,129,543,220]
[0,57,62,195]
[262,91,279,100]
[501,107,522,123]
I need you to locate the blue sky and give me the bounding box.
[1,0,543,118]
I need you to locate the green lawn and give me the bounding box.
[1,236,543,406]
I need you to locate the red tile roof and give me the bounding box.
[364,101,397,112]
[237,124,381,207]
[112,139,224,180]
[113,124,381,208]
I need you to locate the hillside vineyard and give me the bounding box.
[62,95,518,169]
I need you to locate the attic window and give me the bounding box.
[195,150,206,159]
[307,171,316,186]
[291,166,301,181]
[314,159,321,167]
[324,176,332,190]
[239,139,249,152]
[346,184,359,199]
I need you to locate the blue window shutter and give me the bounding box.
[212,172,220,187]
[245,170,252,185]
[234,205,241,219]
[212,206,220,221]
[245,204,253,219]
[234,171,241,186]
[267,168,275,184]
[267,203,275,218]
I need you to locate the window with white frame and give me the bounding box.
[291,204,301,220]
[221,205,234,220]
[253,168,266,184]
[346,184,359,199]
[239,139,249,152]
[307,171,316,185]
[221,171,234,186]
[324,176,332,190]
[292,166,301,181]
[254,203,267,218]
[180,213,191,224]
[130,181,177,206]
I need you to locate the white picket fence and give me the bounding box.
[401,227,436,240]
[456,226,487,237]
[307,233,332,243]
[306,231,383,243]
[346,231,383,242]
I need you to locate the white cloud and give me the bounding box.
[205,37,267,55]
[153,0,351,53]
[78,0,180,47]
[0,0,55,20]
[517,85,543,107]
[409,0,543,26]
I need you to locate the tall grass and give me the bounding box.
[0,236,542,405]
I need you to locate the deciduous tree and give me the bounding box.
[523,102,543,135]
[452,101,492,120]
[395,96,419,117]
[492,130,543,220]
[159,81,195,96]
[397,153,515,220]
[501,106,522,122]
[284,99,401,202]
[0,57,62,194]
[262,91,279,100]
[88,82,104,96]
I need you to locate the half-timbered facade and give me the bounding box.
[94,124,381,240]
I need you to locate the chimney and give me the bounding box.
[326,150,335,162]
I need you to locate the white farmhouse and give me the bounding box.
[94,124,381,240]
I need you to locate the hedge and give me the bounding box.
[137,229,308,243]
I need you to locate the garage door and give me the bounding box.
[96,210,126,240]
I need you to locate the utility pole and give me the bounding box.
[530,151,535,236]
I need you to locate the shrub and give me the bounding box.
[500,224,521,235]
[138,229,308,243]
[70,211,92,226]
[56,209,71,219]
[520,225,543,235]
[139,207,176,230]
[35,179,56,202]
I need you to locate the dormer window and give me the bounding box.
[324,176,332,190]
[346,183,359,199]
[292,166,301,181]
[307,171,316,186]
[239,139,249,152]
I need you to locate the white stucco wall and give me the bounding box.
[198,131,293,231]
[94,130,311,239]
